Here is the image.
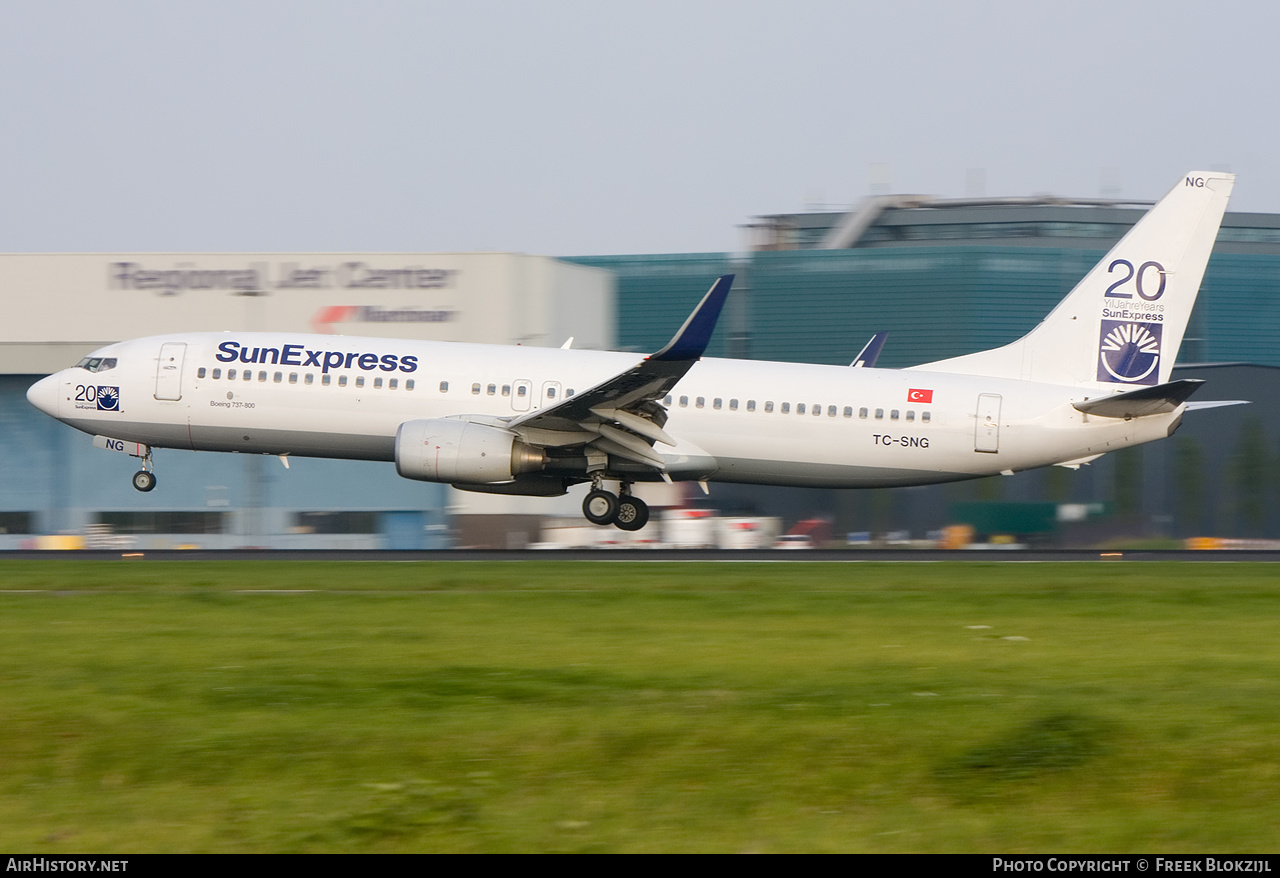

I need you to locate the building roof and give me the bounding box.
[748,196,1280,255]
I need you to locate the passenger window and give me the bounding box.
[339,375,348,387]
[875,408,884,419]
[517,385,527,397]
[289,373,298,384]
[567,389,575,397]
[747,400,756,412]
[765,401,774,413]
[305,374,314,385]
[664,395,673,405]
[502,385,511,397]
[679,396,688,407]
[471,383,481,395]
[228,369,237,380]
[405,379,414,390]
[696,397,705,408]
[197,367,207,378]
[906,410,914,421]
[859,407,868,419]
[212,369,221,380]
[389,378,398,389]
[797,403,806,415]
[729,399,738,411]
[547,387,556,399]
[440,381,449,392]
[890,410,899,420]
[356,376,365,388]
[258,371,267,382]
[922,411,931,423]
[782,402,791,414]
[273,372,283,383]
[843,406,853,418]
[487,384,496,395]
[828,405,837,417]
[374,377,383,389]
[322,374,330,386]
[813,405,821,417]
[713,398,722,410]
[243,370,252,382]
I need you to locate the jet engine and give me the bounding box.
[395,419,546,484]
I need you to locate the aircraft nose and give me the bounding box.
[27,373,61,418]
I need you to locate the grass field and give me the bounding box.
[1,560,1278,852]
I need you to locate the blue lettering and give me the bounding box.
[213,340,420,376]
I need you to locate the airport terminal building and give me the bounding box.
[5,192,1280,547]
[567,196,1280,542]
[1,254,613,548]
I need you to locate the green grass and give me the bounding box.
[1,560,1278,852]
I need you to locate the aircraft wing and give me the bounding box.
[506,275,734,468]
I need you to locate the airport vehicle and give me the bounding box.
[27,171,1236,530]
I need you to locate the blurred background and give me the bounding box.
[3,1,1278,551]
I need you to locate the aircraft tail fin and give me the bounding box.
[911,171,1235,388]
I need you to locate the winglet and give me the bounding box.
[650,275,734,362]
[851,331,888,368]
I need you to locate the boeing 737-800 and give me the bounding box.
[27,171,1237,530]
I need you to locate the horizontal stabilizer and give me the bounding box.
[1185,399,1250,412]
[1073,379,1205,419]
[851,331,888,368]
[1054,454,1103,470]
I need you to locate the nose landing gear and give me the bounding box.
[132,470,157,492]
[581,478,650,531]
[132,448,156,493]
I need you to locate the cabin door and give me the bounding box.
[155,342,187,401]
[975,393,1002,453]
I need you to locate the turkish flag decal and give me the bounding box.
[908,388,934,403]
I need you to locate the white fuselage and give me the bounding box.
[28,332,1180,489]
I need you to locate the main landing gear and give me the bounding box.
[582,480,650,531]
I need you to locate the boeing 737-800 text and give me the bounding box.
[27,171,1238,530]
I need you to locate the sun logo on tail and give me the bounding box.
[1098,320,1162,385]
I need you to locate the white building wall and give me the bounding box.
[0,251,614,370]
[6,252,616,533]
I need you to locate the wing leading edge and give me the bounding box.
[506,275,734,469]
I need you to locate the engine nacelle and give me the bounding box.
[395,418,546,484]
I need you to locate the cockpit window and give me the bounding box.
[75,357,117,373]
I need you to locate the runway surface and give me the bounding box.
[4,548,1280,561]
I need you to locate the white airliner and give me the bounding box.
[27,171,1237,531]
